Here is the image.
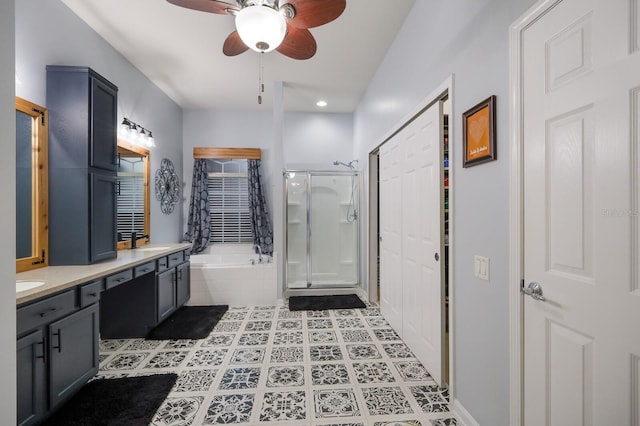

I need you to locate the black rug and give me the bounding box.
[42,374,177,426]
[146,305,228,340]
[289,294,366,311]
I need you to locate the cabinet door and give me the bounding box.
[157,268,176,323]
[90,76,117,171]
[17,329,46,426]
[49,304,99,408]
[176,262,191,307]
[90,172,117,263]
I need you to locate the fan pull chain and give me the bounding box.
[257,52,265,105]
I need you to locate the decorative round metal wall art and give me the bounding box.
[155,158,180,214]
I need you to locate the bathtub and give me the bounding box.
[186,245,278,307]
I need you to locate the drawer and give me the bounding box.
[80,279,103,308]
[183,249,191,262]
[168,251,184,268]
[105,269,133,290]
[17,290,77,335]
[157,256,169,272]
[134,261,156,277]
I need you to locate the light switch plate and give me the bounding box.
[474,255,490,281]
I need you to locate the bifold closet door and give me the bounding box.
[379,101,444,386]
[400,102,443,386]
[379,137,403,333]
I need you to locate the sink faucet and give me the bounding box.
[253,243,263,264]
[131,232,149,249]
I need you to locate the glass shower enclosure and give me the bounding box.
[285,171,360,289]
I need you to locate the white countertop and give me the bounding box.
[16,243,192,305]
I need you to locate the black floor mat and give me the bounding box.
[288,294,366,311]
[146,305,228,340]
[42,374,177,426]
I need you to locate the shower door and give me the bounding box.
[285,171,359,289]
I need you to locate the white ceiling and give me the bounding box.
[61,0,416,113]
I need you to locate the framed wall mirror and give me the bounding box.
[16,97,48,272]
[116,140,150,249]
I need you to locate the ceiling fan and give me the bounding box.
[166,0,347,60]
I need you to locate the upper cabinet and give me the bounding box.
[47,66,117,171]
[47,66,119,265]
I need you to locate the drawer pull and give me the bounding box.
[89,292,98,297]
[52,330,62,353]
[116,277,125,282]
[39,308,57,318]
[140,268,149,273]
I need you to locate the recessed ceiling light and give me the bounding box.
[316,100,328,108]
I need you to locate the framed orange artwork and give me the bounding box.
[462,95,496,168]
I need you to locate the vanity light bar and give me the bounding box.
[119,117,155,147]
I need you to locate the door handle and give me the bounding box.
[521,282,546,301]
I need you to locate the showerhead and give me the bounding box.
[333,160,358,169]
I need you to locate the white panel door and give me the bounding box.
[379,137,403,333]
[523,0,640,423]
[401,103,444,386]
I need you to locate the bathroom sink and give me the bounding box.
[16,280,45,292]
[136,246,171,252]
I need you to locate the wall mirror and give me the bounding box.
[116,140,150,249]
[16,97,48,273]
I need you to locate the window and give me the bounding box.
[208,159,253,243]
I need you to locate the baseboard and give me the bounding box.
[453,398,480,426]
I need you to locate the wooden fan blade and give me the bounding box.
[223,31,249,56]
[277,25,317,60]
[166,0,238,15]
[284,0,346,29]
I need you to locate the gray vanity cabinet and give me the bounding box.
[17,330,45,426]
[49,303,100,408]
[156,250,191,323]
[177,262,191,306]
[157,268,177,323]
[90,172,118,262]
[17,289,100,425]
[47,66,118,265]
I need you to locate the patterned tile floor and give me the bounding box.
[97,302,459,426]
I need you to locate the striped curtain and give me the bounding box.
[183,159,210,253]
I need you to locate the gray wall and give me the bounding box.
[15,0,184,244]
[283,111,354,170]
[0,0,16,422]
[353,0,536,424]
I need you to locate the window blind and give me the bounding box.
[117,173,145,240]
[208,173,253,243]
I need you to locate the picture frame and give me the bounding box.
[462,95,496,168]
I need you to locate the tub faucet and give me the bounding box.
[253,244,264,264]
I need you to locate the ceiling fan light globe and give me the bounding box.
[235,5,286,53]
